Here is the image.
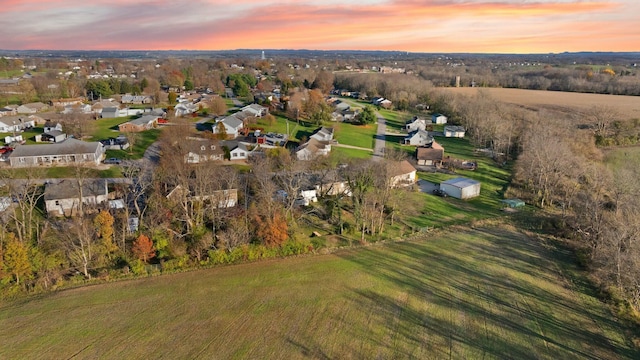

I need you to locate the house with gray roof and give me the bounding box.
[213,114,244,138]
[8,138,105,167]
[121,94,152,104]
[404,129,433,146]
[240,103,268,117]
[44,179,110,217]
[118,115,159,132]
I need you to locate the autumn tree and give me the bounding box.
[3,233,31,285]
[94,210,117,257]
[132,234,156,263]
[253,209,288,248]
[209,96,228,117]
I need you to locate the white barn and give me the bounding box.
[439,177,481,199]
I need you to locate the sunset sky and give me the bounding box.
[1,0,639,53]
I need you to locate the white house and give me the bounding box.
[174,102,198,117]
[404,129,433,146]
[439,177,481,199]
[444,125,466,138]
[310,126,334,142]
[240,104,268,117]
[295,138,332,160]
[432,113,448,124]
[388,160,417,188]
[44,179,110,217]
[8,138,104,167]
[405,117,429,132]
[213,114,244,138]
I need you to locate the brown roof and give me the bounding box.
[388,160,417,178]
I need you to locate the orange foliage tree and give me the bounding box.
[132,234,156,263]
[253,210,289,248]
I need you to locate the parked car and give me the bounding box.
[432,188,448,197]
[103,158,122,165]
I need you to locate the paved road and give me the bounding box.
[373,111,386,161]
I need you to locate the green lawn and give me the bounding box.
[333,122,377,149]
[105,129,161,160]
[88,117,134,141]
[1,225,635,359]
[331,146,373,160]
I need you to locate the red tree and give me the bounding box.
[132,234,156,263]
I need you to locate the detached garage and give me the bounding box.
[440,177,481,199]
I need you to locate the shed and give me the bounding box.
[439,177,481,199]
[432,113,448,124]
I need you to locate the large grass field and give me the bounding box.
[0,225,636,359]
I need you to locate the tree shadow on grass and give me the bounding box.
[333,226,639,359]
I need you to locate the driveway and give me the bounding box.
[373,111,386,161]
[417,179,439,194]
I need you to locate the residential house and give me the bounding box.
[388,160,417,187]
[50,97,84,108]
[240,104,268,117]
[62,103,93,115]
[0,116,36,132]
[174,102,198,117]
[342,110,358,122]
[310,126,335,142]
[334,101,350,112]
[439,177,481,199]
[432,113,448,124]
[101,107,123,118]
[17,102,48,114]
[416,141,444,166]
[0,106,18,117]
[121,94,152,104]
[118,115,159,132]
[444,125,466,138]
[224,141,252,161]
[371,97,385,106]
[405,116,429,132]
[404,129,433,146]
[43,121,63,133]
[44,179,110,217]
[379,99,392,109]
[184,139,224,163]
[295,138,332,160]
[331,111,344,122]
[212,114,244,139]
[8,138,104,167]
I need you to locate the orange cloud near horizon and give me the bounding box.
[0,0,638,53]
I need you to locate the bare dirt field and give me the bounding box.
[440,88,640,120]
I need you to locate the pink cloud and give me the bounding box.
[0,0,636,53]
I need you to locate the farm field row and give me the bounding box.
[0,225,635,359]
[441,87,640,119]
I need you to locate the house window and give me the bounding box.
[240,152,245,157]
[210,145,216,150]
[201,145,206,151]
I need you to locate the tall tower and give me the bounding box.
[261,50,266,60]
